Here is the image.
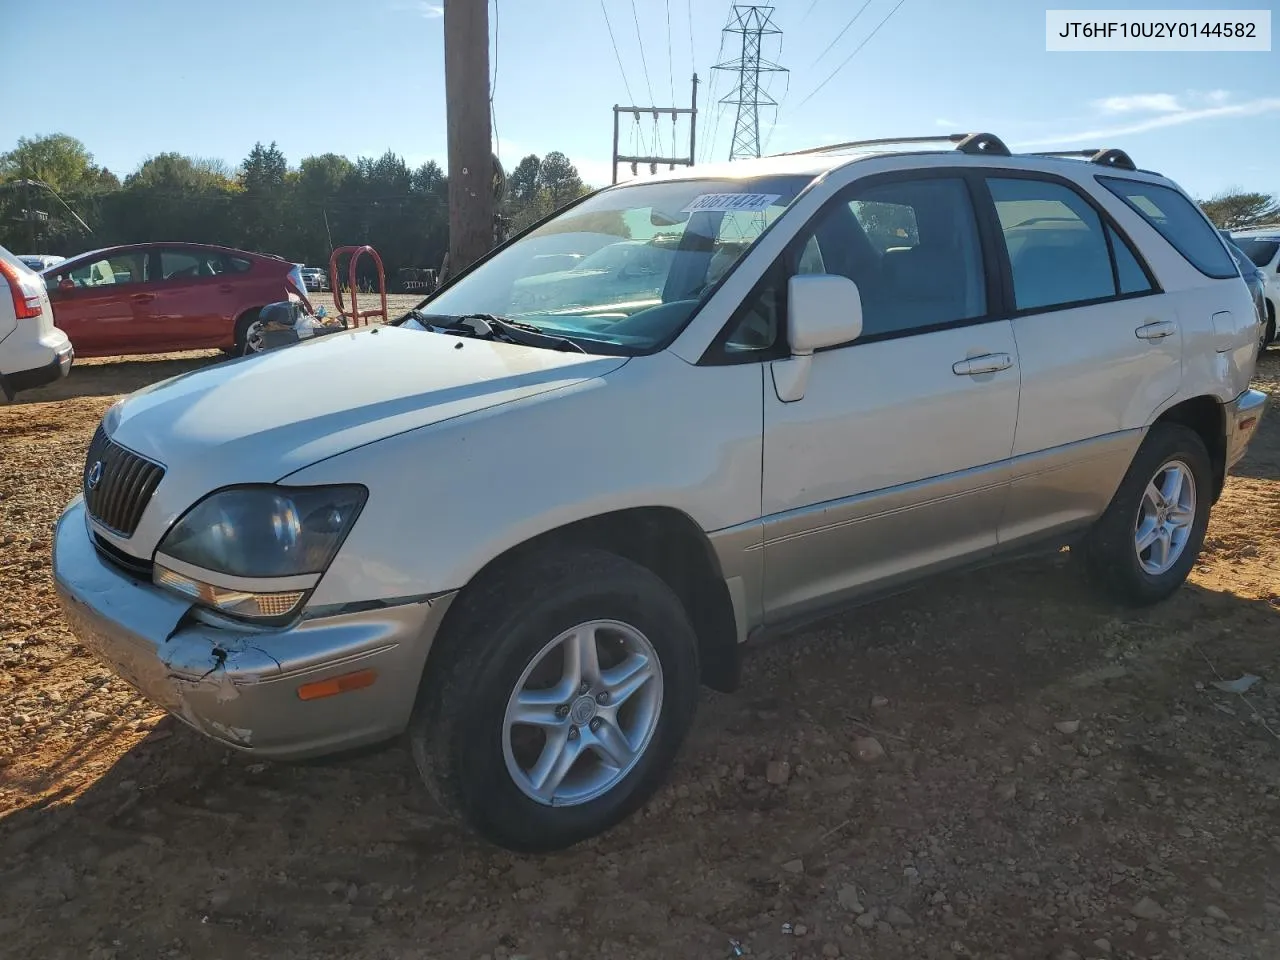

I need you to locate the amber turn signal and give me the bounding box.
[296,669,377,701]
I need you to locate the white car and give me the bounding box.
[1230,228,1280,347]
[52,133,1265,852]
[0,244,73,400]
[18,253,66,273]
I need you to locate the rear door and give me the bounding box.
[45,250,148,356]
[142,247,239,350]
[980,174,1180,547]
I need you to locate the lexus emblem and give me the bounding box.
[86,461,104,491]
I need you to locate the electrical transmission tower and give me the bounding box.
[712,5,787,160]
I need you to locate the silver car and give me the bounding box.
[52,134,1266,851]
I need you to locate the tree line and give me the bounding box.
[2,133,1276,281]
[0,134,596,283]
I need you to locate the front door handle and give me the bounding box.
[218,283,234,293]
[1136,320,1176,340]
[952,353,1012,376]
[129,293,155,303]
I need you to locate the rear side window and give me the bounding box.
[225,256,253,274]
[988,178,1116,310]
[1108,225,1154,295]
[1097,177,1237,279]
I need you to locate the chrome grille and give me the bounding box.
[83,424,165,537]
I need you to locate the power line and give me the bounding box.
[665,0,676,106]
[799,0,821,22]
[490,0,501,165]
[600,0,646,156]
[630,0,661,154]
[600,0,638,107]
[814,0,873,64]
[686,0,695,76]
[798,0,909,108]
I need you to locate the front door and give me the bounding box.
[981,175,1182,547]
[756,174,1022,624]
[46,250,149,356]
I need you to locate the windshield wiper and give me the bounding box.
[456,313,587,353]
[406,310,587,353]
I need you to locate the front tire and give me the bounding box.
[1077,422,1212,606]
[409,548,700,852]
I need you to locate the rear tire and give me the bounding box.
[408,547,701,852]
[233,309,264,356]
[1263,310,1276,352]
[1077,422,1212,606]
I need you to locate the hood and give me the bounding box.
[104,326,626,547]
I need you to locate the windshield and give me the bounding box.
[1235,237,1279,268]
[421,175,812,354]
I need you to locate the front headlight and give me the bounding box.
[153,484,367,623]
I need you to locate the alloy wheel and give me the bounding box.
[501,619,663,806]
[1134,459,1196,576]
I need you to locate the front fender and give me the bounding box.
[282,350,765,609]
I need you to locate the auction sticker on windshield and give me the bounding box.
[682,193,782,213]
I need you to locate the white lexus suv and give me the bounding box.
[0,243,73,400]
[52,134,1265,851]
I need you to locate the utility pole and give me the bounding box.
[611,75,699,184]
[444,0,493,276]
[713,5,787,160]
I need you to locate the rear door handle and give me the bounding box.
[129,293,155,303]
[218,283,234,293]
[952,353,1012,376]
[1135,320,1176,340]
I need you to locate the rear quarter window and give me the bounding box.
[1097,177,1237,280]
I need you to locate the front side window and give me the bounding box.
[716,176,986,355]
[1098,176,1237,279]
[988,178,1116,310]
[65,252,146,287]
[423,175,811,354]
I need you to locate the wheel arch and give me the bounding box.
[425,506,742,693]
[1152,395,1226,501]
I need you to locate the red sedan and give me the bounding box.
[41,243,311,357]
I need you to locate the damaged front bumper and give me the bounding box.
[52,496,456,759]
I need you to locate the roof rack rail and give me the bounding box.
[1029,148,1137,171]
[776,132,1012,158]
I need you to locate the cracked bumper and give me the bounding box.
[52,496,456,759]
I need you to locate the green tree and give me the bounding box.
[536,151,587,209]
[0,133,98,189]
[1200,190,1280,230]
[508,154,541,204]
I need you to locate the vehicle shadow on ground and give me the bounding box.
[6,353,224,405]
[2,556,1278,957]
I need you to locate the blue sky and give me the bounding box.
[1,0,1276,199]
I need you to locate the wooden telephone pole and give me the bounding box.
[444,0,494,277]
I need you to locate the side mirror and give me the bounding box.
[773,274,863,403]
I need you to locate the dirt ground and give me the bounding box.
[1,337,1278,960]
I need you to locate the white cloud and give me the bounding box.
[1014,97,1280,148]
[1206,89,1231,103]
[1093,93,1182,114]
[935,118,959,128]
[391,0,443,19]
